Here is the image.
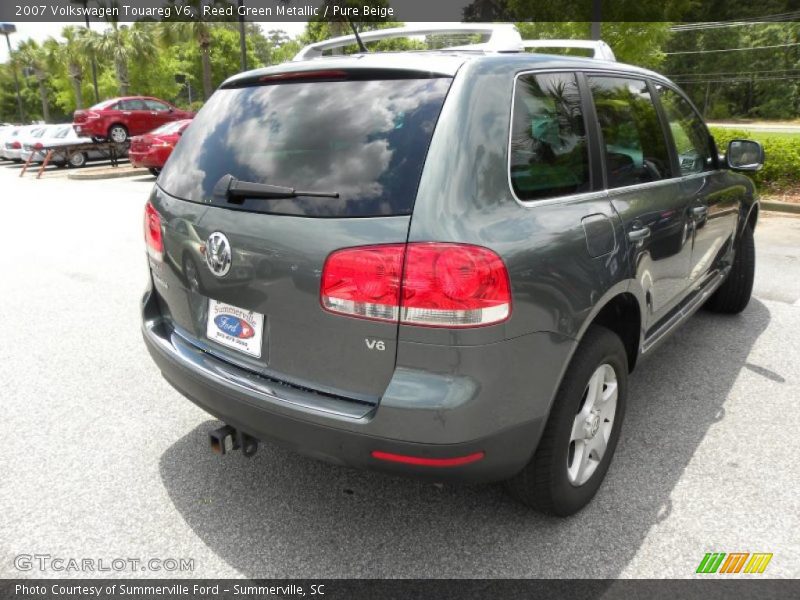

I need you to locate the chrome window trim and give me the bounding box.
[507,68,719,209]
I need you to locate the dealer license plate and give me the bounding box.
[206,299,264,358]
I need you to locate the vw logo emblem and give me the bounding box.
[205,232,232,277]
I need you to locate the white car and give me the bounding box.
[3,125,44,161]
[20,125,61,163]
[20,124,101,167]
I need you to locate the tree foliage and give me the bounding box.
[1,12,799,124]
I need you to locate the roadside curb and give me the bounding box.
[761,200,800,214]
[67,167,141,181]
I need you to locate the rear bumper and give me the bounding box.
[142,286,574,483]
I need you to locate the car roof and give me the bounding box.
[222,51,672,88]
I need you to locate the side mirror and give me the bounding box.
[726,139,764,171]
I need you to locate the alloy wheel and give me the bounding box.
[567,363,618,486]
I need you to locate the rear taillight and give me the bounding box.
[34,142,43,150]
[321,243,511,328]
[11,141,20,149]
[144,202,163,261]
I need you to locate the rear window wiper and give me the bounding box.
[213,174,339,202]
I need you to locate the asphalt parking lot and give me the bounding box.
[1,162,798,579]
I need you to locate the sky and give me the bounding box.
[0,21,308,62]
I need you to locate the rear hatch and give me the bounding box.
[149,70,452,402]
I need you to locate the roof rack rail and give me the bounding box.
[293,23,523,61]
[521,39,616,62]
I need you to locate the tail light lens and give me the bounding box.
[144,202,163,261]
[34,142,43,150]
[11,141,20,149]
[321,243,511,328]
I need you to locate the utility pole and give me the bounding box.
[590,0,602,40]
[238,0,247,71]
[0,23,24,122]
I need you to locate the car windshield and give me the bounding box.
[158,76,452,217]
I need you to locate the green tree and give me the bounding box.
[15,40,51,122]
[93,23,156,96]
[45,26,88,110]
[162,1,235,100]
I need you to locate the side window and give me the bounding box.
[144,100,170,111]
[587,76,673,189]
[120,99,146,110]
[510,72,590,201]
[655,85,715,175]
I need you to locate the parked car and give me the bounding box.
[73,96,193,143]
[21,124,107,168]
[3,125,44,161]
[20,124,62,163]
[129,119,192,176]
[141,26,763,516]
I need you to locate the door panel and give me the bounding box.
[586,75,693,329]
[651,84,740,283]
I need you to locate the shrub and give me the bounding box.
[710,127,800,194]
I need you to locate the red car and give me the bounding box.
[72,96,193,143]
[129,119,192,176]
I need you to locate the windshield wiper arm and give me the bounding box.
[213,174,340,201]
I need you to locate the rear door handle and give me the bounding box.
[628,226,651,242]
[690,205,708,217]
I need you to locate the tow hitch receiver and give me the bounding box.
[209,425,259,457]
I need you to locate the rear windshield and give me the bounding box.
[158,76,451,217]
[151,120,186,135]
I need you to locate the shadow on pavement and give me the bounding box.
[159,299,771,578]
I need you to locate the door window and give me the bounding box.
[144,99,170,111]
[587,76,673,189]
[119,99,146,110]
[655,85,716,175]
[509,72,590,201]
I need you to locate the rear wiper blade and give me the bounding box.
[213,174,339,201]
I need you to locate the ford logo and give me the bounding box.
[214,314,255,339]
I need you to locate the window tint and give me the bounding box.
[159,77,451,217]
[144,99,170,111]
[510,73,590,201]
[588,76,672,188]
[655,85,715,175]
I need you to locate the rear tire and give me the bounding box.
[68,152,87,168]
[148,167,161,176]
[108,124,128,143]
[506,325,628,516]
[704,225,755,314]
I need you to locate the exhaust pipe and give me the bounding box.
[209,424,258,458]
